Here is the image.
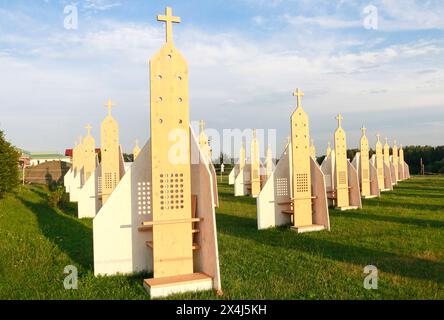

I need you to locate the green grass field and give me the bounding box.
[0,176,443,300]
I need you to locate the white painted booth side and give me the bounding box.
[228,165,239,185]
[404,162,411,179]
[209,163,219,208]
[389,158,397,186]
[78,162,102,219]
[63,168,74,194]
[234,164,251,197]
[69,168,84,203]
[347,161,363,209]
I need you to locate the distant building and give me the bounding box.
[17,149,71,167]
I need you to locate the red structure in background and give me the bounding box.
[65,148,101,157]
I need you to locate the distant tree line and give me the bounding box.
[0,130,20,198]
[403,146,444,174]
[316,146,444,175]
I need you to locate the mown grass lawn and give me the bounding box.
[0,176,443,300]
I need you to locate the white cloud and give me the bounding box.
[283,14,361,29]
[1,12,443,152]
[83,0,122,11]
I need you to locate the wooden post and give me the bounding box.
[291,88,313,227]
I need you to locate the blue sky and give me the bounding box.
[0,0,443,157]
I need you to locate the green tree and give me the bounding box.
[0,130,20,198]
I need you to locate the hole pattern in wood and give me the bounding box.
[296,174,309,193]
[137,182,151,215]
[277,178,289,197]
[339,171,347,185]
[104,172,118,189]
[97,177,102,194]
[160,173,185,211]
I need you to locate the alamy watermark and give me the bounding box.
[64,4,79,30]
[363,265,378,290]
[64,265,78,290]
[363,5,379,30]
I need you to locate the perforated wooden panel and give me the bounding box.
[159,173,185,211]
[97,176,102,195]
[291,101,313,227]
[296,174,309,193]
[137,182,152,215]
[338,170,347,185]
[150,38,193,278]
[276,178,289,197]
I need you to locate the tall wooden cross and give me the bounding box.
[293,88,304,109]
[158,7,181,43]
[85,124,92,136]
[104,99,115,116]
[336,114,343,128]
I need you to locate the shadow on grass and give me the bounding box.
[30,187,79,218]
[330,211,444,229]
[216,212,444,284]
[392,193,444,199]
[365,198,444,212]
[218,191,256,205]
[17,194,93,272]
[398,186,444,193]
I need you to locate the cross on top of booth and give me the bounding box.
[85,124,92,136]
[293,88,304,109]
[158,7,181,43]
[361,126,367,135]
[104,99,115,116]
[336,114,343,128]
